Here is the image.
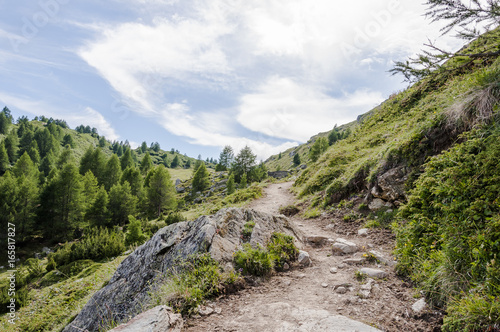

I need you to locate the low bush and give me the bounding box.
[233,244,274,277]
[51,227,126,266]
[267,233,299,271]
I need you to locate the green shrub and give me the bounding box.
[165,212,187,225]
[242,221,255,239]
[233,244,274,277]
[51,227,126,266]
[152,254,240,315]
[303,207,321,219]
[267,233,299,271]
[443,293,500,332]
[125,215,147,246]
[394,126,500,323]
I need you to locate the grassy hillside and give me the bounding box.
[276,29,500,331]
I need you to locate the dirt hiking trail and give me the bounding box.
[183,182,441,332]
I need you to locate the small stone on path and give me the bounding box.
[358,268,387,279]
[298,250,311,266]
[330,267,338,274]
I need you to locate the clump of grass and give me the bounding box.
[151,254,240,316]
[242,220,255,239]
[343,212,360,222]
[364,219,381,229]
[303,207,321,219]
[267,233,299,271]
[233,244,274,277]
[355,270,367,282]
[443,292,500,332]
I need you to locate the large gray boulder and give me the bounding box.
[371,166,408,202]
[63,208,299,332]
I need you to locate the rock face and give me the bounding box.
[108,306,183,332]
[63,208,299,332]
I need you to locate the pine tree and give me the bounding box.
[328,129,339,146]
[233,146,256,182]
[192,162,210,193]
[121,166,143,196]
[226,173,235,195]
[140,152,153,175]
[81,170,99,210]
[171,155,180,168]
[218,145,234,171]
[27,140,40,164]
[108,182,137,226]
[39,149,56,177]
[293,153,301,166]
[146,166,177,218]
[104,154,122,190]
[85,186,110,227]
[18,129,34,157]
[0,112,9,134]
[125,215,146,246]
[56,146,74,169]
[141,141,148,153]
[62,134,75,148]
[239,173,247,189]
[0,141,9,174]
[12,152,38,179]
[4,131,19,163]
[120,147,134,170]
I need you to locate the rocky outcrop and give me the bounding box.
[63,208,300,332]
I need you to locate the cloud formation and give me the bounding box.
[77,0,464,159]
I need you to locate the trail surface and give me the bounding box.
[183,182,440,332]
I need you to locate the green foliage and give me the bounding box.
[125,215,147,246]
[140,152,153,175]
[267,233,299,271]
[4,131,19,163]
[164,212,187,225]
[191,162,210,193]
[218,145,234,171]
[0,141,8,174]
[233,145,256,182]
[239,173,247,189]
[293,152,301,166]
[86,186,110,227]
[442,292,500,332]
[50,227,125,266]
[242,220,255,239]
[303,207,321,219]
[170,154,180,168]
[152,254,239,316]
[394,127,500,326]
[226,173,235,195]
[108,182,137,226]
[62,134,75,148]
[309,136,328,162]
[147,165,177,218]
[233,243,274,277]
[120,147,134,170]
[103,154,122,190]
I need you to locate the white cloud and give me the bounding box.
[77,0,466,158]
[237,76,384,142]
[0,93,119,141]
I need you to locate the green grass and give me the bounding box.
[0,256,126,332]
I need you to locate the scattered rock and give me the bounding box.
[175,179,181,186]
[214,307,222,315]
[282,262,290,271]
[368,198,386,211]
[108,305,182,332]
[298,250,311,266]
[329,267,338,274]
[357,228,369,237]
[42,247,52,255]
[368,250,395,266]
[358,268,387,279]
[336,286,348,294]
[343,257,366,265]
[412,298,428,315]
[199,306,215,316]
[321,283,329,288]
[304,235,329,246]
[332,238,358,255]
[374,166,408,202]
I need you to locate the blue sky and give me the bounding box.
[0,0,463,160]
